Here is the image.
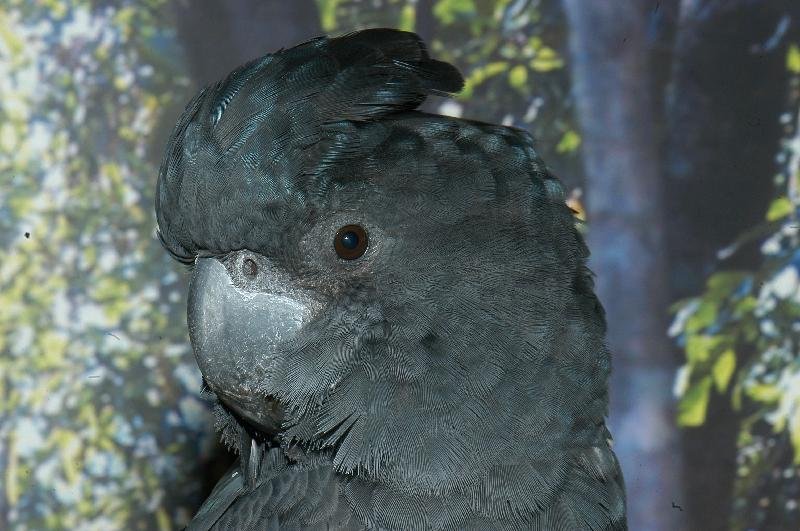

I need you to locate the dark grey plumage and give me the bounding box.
[156,28,626,530]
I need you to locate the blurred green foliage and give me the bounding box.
[0,1,215,529]
[669,42,800,530]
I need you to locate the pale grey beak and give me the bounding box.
[187,256,318,435]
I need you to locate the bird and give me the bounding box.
[155,27,627,531]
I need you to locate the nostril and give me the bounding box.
[243,257,258,278]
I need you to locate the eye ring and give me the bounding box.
[334,224,368,260]
[242,257,258,277]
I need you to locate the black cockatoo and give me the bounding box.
[155,28,626,530]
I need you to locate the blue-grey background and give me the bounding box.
[1,1,799,529]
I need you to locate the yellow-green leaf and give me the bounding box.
[556,130,581,154]
[315,0,341,32]
[677,376,712,426]
[433,0,476,25]
[792,418,800,465]
[766,196,793,221]
[788,43,800,74]
[399,4,416,31]
[459,61,508,99]
[733,295,757,318]
[530,47,563,72]
[747,383,781,403]
[685,301,717,333]
[712,349,736,392]
[686,334,723,364]
[508,65,528,90]
[732,382,742,411]
[0,11,24,56]
[707,271,748,293]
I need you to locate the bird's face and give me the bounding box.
[185,201,397,444]
[184,153,577,485]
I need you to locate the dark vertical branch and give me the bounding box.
[414,0,438,45]
[561,2,685,530]
[665,0,793,290]
[664,1,798,529]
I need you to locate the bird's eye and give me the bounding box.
[334,224,368,260]
[242,257,258,277]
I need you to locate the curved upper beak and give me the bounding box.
[187,256,317,434]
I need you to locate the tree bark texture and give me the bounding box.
[561,2,686,530]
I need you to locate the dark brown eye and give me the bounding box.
[334,224,368,260]
[242,257,258,277]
